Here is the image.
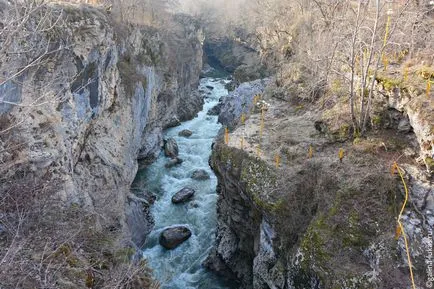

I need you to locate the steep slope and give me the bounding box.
[0,3,203,288]
[207,83,433,289]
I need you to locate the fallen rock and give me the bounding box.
[159,226,192,249]
[164,138,179,158]
[178,129,193,137]
[191,169,210,180]
[207,103,222,116]
[403,148,416,157]
[172,187,195,204]
[398,118,412,133]
[165,157,183,168]
[166,116,181,128]
[126,194,155,248]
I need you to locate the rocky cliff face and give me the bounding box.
[203,37,268,84]
[207,86,433,289]
[0,2,203,287]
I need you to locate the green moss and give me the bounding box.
[375,75,403,91]
[339,123,350,139]
[300,215,330,270]
[341,210,368,247]
[371,115,382,126]
[425,157,434,170]
[352,137,362,145]
[295,104,304,112]
[328,197,341,217]
[215,144,281,214]
[252,194,284,212]
[240,156,278,209]
[330,79,343,94]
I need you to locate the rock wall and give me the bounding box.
[0,3,204,286]
[203,37,268,84]
[208,88,432,289]
[371,79,434,172]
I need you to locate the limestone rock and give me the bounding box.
[164,138,179,158]
[166,116,181,128]
[398,118,412,133]
[171,187,195,204]
[191,169,210,180]
[0,3,205,285]
[218,79,270,130]
[203,37,267,83]
[125,194,155,249]
[178,129,193,137]
[159,226,192,249]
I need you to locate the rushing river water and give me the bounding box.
[140,78,231,289]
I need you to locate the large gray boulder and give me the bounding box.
[164,138,179,158]
[125,194,155,248]
[398,118,412,133]
[178,129,193,137]
[172,187,195,204]
[159,226,192,249]
[191,169,210,180]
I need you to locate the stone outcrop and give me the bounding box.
[207,93,432,289]
[126,193,155,248]
[191,169,211,180]
[218,79,270,130]
[372,79,434,172]
[0,2,204,286]
[159,226,192,250]
[171,187,195,204]
[203,37,268,83]
[164,138,179,158]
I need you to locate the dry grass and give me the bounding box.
[0,169,159,289]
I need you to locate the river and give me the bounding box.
[138,77,232,289]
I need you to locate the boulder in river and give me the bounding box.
[207,103,222,116]
[165,157,183,168]
[164,138,179,158]
[178,129,193,137]
[191,169,210,180]
[206,85,214,90]
[159,226,192,250]
[166,116,181,128]
[171,187,195,204]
